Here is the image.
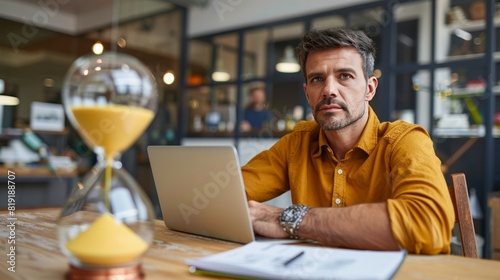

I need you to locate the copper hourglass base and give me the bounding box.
[66,264,144,280]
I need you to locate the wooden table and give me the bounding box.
[1,208,499,279]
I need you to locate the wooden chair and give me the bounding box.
[449,173,478,258]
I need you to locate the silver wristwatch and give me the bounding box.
[278,204,310,239]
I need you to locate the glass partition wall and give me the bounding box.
[184,0,499,258]
[185,6,389,142]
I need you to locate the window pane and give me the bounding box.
[188,39,212,85]
[395,0,432,64]
[412,70,433,131]
[272,22,304,75]
[213,33,239,82]
[394,72,418,123]
[243,29,270,80]
[349,7,382,63]
[187,85,237,137]
[270,81,307,133]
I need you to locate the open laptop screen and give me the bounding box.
[147,145,255,244]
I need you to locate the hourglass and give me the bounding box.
[58,52,157,279]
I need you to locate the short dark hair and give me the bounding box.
[296,27,376,82]
[249,86,265,94]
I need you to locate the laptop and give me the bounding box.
[147,145,257,244]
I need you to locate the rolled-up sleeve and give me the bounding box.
[386,129,455,254]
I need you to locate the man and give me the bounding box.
[240,87,274,132]
[242,27,454,254]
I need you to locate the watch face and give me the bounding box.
[280,209,297,222]
[279,204,310,239]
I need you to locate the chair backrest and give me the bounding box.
[449,173,478,258]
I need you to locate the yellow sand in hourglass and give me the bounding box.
[65,213,148,266]
[71,105,154,160]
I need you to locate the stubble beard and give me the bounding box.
[314,98,366,131]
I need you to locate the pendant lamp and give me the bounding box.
[276,45,300,73]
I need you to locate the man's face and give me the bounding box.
[303,47,377,131]
[250,89,266,105]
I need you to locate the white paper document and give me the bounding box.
[186,241,407,280]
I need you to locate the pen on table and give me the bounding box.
[283,251,305,266]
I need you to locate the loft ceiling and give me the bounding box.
[0,0,177,35]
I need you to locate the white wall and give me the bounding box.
[188,0,373,37]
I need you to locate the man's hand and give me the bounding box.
[240,120,252,132]
[248,200,289,239]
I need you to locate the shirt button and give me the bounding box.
[337,168,343,175]
[335,198,341,205]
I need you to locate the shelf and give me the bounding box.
[433,126,500,138]
[0,165,77,178]
[444,16,500,62]
[0,128,69,137]
[446,17,500,33]
[446,51,500,62]
[445,85,500,98]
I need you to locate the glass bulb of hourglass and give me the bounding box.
[57,52,157,272]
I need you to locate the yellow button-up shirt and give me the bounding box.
[242,106,454,254]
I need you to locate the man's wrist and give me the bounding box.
[278,204,310,239]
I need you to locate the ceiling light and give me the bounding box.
[212,71,230,82]
[44,78,55,87]
[212,45,230,82]
[117,37,127,48]
[163,71,175,85]
[276,45,300,73]
[0,95,20,106]
[92,41,104,55]
[0,80,19,106]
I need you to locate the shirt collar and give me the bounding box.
[314,105,380,157]
[356,106,380,155]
